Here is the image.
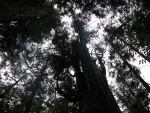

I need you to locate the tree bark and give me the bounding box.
[76,20,122,113]
[95,53,121,112]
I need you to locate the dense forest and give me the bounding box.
[0,0,150,113]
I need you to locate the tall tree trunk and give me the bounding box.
[118,52,150,93]
[0,0,49,22]
[0,74,25,99]
[117,76,147,112]
[117,36,150,63]
[95,53,121,112]
[109,40,150,93]
[24,58,48,113]
[76,20,122,113]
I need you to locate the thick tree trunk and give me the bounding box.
[76,20,121,113]
[0,0,49,22]
[96,53,121,112]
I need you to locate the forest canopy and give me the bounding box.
[0,0,150,113]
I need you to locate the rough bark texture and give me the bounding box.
[0,0,49,22]
[76,20,122,113]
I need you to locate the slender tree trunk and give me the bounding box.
[76,20,122,113]
[0,75,25,99]
[109,40,150,93]
[24,76,42,113]
[0,0,49,22]
[117,37,150,63]
[118,52,150,93]
[24,58,48,113]
[118,77,147,112]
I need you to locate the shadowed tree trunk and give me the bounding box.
[0,74,25,99]
[95,52,121,112]
[117,36,150,63]
[118,52,150,93]
[108,40,150,93]
[24,58,48,113]
[76,20,122,113]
